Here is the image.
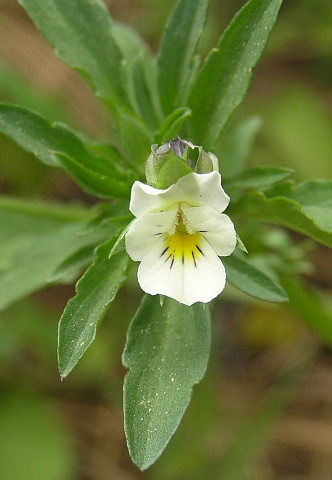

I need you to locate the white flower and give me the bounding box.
[125,171,236,306]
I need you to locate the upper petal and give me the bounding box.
[129,171,231,217]
[129,181,182,217]
[176,171,230,213]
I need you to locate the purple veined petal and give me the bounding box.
[125,210,177,261]
[137,234,227,306]
[183,206,237,256]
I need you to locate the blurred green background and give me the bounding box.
[0,0,332,479]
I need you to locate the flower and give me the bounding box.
[125,171,236,306]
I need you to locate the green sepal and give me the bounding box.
[156,152,192,189]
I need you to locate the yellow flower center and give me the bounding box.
[160,208,204,268]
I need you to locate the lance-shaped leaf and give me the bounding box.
[112,23,162,129]
[133,55,162,131]
[122,295,211,470]
[115,108,154,170]
[18,0,129,112]
[54,152,132,199]
[157,0,209,115]
[0,104,134,198]
[224,166,294,192]
[220,116,262,178]
[0,197,108,311]
[285,180,332,233]
[155,107,192,145]
[223,250,288,303]
[58,242,131,378]
[230,186,332,249]
[188,0,283,148]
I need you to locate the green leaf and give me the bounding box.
[0,103,88,167]
[224,166,294,191]
[54,152,133,199]
[122,295,211,470]
[133,55,163,131]
[223,250,288,303]
[0,104,133,198]
[58,241,131,378]
[282,276,332,348]
[18,0,129,112]
[220,116,262,177]
[112,22,162,129]
[0,197,108,311]
[230,188,332,248]
[188,0,283,148]
[157,0,209,115]
[115,108,154,170]
[48,244,96,284]
[285,180,332,232]
[108,221,133,259]
[155,107,192,145]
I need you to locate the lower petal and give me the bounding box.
[137,235,226,306]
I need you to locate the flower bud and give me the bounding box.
[145,136,220,189]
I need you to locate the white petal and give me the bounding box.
[183,206,237,256]
[125,211,176,261]
[129,181,182,217]
[137,235,227,306]
[129,171,231,217]
[177,171,230,212]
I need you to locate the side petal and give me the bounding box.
[183,206,236,256]
[129,181,182,217]
[137,235,226,306]
[125,210,176,260]
[177,172,230,213]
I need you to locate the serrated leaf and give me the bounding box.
[18,0,129,112]
[188,0,283,148]
[58,242,131,378]
[0,104,133,198]
[157,0,209,115]
[122,295,211,470]
[223,250,288,303]
[0,197,109,311]
[230,188,332,248]
[225,166,293,191]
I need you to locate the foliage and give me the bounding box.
[0,0,332,473]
